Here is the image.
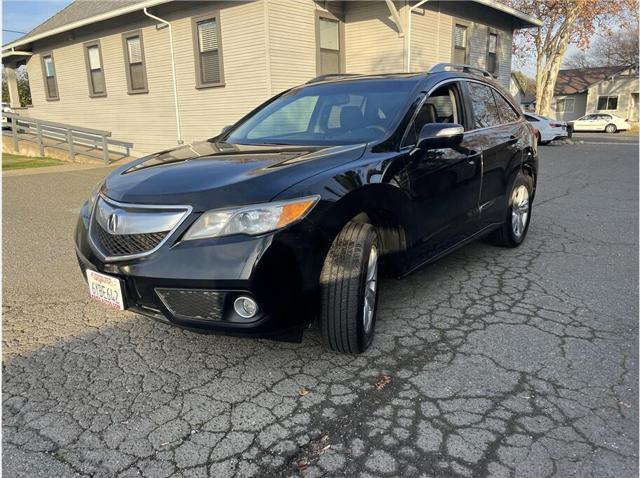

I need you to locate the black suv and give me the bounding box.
[75,64,538,354]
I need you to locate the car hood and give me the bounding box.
[103,141,367,210]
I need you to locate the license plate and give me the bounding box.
[86,270,125,310]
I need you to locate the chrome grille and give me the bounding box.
[88,196,192,261]
[156,288,225,321]
[94,221,167,256]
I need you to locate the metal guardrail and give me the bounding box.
[2,112,133,164]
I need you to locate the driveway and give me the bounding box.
[3,135,638,477]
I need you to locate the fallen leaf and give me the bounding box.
[375,375,391,390]
[619,400,631,408]
[298,387,310,397]
[297,459,308,470]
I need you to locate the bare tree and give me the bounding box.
[590,26,639,66]
[505,0,637,116]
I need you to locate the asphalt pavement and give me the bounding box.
[3,132,639,477]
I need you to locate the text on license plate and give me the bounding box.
[86,269,125,310]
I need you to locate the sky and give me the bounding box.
[2,0,73,44]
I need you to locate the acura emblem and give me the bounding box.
[107,212,120,234]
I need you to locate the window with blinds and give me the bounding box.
[453,24,467,64]
[487,32,498,74]
[84,42,106,96]
[317,15,342,75]
[193,14,224,87]
[122,31,148,94]
[41,53,59,100]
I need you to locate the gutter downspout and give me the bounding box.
[143,7,183,144]
[406,0,431,73]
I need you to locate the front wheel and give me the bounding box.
[605,124,617,133]
[488,172,533,247]
[319,222,379,354]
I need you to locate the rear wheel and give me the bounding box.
[319,222,379,354]
[488,172,533,248]
[605,124,617,133]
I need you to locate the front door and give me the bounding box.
[403,81,482,263]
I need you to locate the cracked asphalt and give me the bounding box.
[3,133,638,477]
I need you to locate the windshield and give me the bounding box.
[226,79,418,146]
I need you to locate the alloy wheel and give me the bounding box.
[363,245,378,334]
[511,185,530,239]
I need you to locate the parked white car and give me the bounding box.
[570,113,630,133]
[524,113,569,144]
[2,102,14,129]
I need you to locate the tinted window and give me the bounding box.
[227,80,417,145]
[403,83,460,146]
[494,91,520,123]
[467,82,501,129]
[525,114,538,122]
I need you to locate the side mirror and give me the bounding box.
[221,125,232,134]
[416,123,464,150]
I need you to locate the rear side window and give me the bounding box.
[467,82,501,129]
[493,91,520,123]
[524,114,538,122]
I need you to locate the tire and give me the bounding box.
[541,140,550,145]
[605,124,617,133]
[319,222,379,354]
[488,172,533,248]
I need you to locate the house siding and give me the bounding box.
[19,0,522,155]
[344,1,405,73]
[586,73,640,123]
[551,93,587,122]
[27,1,268,155]
[409,3,453,71]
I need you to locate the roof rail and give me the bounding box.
[306,73,361,84]
[429,63,494,79]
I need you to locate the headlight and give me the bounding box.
[183,196,319,241]
[88,181,104,208]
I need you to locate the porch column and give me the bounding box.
[5,65,21,108]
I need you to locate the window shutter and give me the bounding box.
[127,37,142,64]
[197,19,221,84]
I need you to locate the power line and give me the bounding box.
[3,29,27,34]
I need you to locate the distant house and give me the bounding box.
[2,0,540,155]
[552,65,639,124]
[509,72,535,112]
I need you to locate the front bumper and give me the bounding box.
[75,201,329,338]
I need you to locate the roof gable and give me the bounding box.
[554,65,632,96]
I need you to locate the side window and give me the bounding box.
[493,90,520,123]
[466,82,501,129]
[247,95,318,139]
[84,41,106,97]
[193,13,225,87]
[122,31,148,94]
[524,114,538,122]
[41,52,59,101]
[403,83,461,147]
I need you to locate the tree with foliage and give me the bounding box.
[504,0,638,116]
[1,66,32,107]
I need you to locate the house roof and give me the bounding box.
[554,65,631,96]
[2,0,542,53]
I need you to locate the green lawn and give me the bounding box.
[2,153,64,171]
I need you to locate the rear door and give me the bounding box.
[462,80,525,228]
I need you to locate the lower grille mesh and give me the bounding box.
[93,222,167,256]
[155,288,225,321]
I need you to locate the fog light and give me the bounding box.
[234,296,258,319]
